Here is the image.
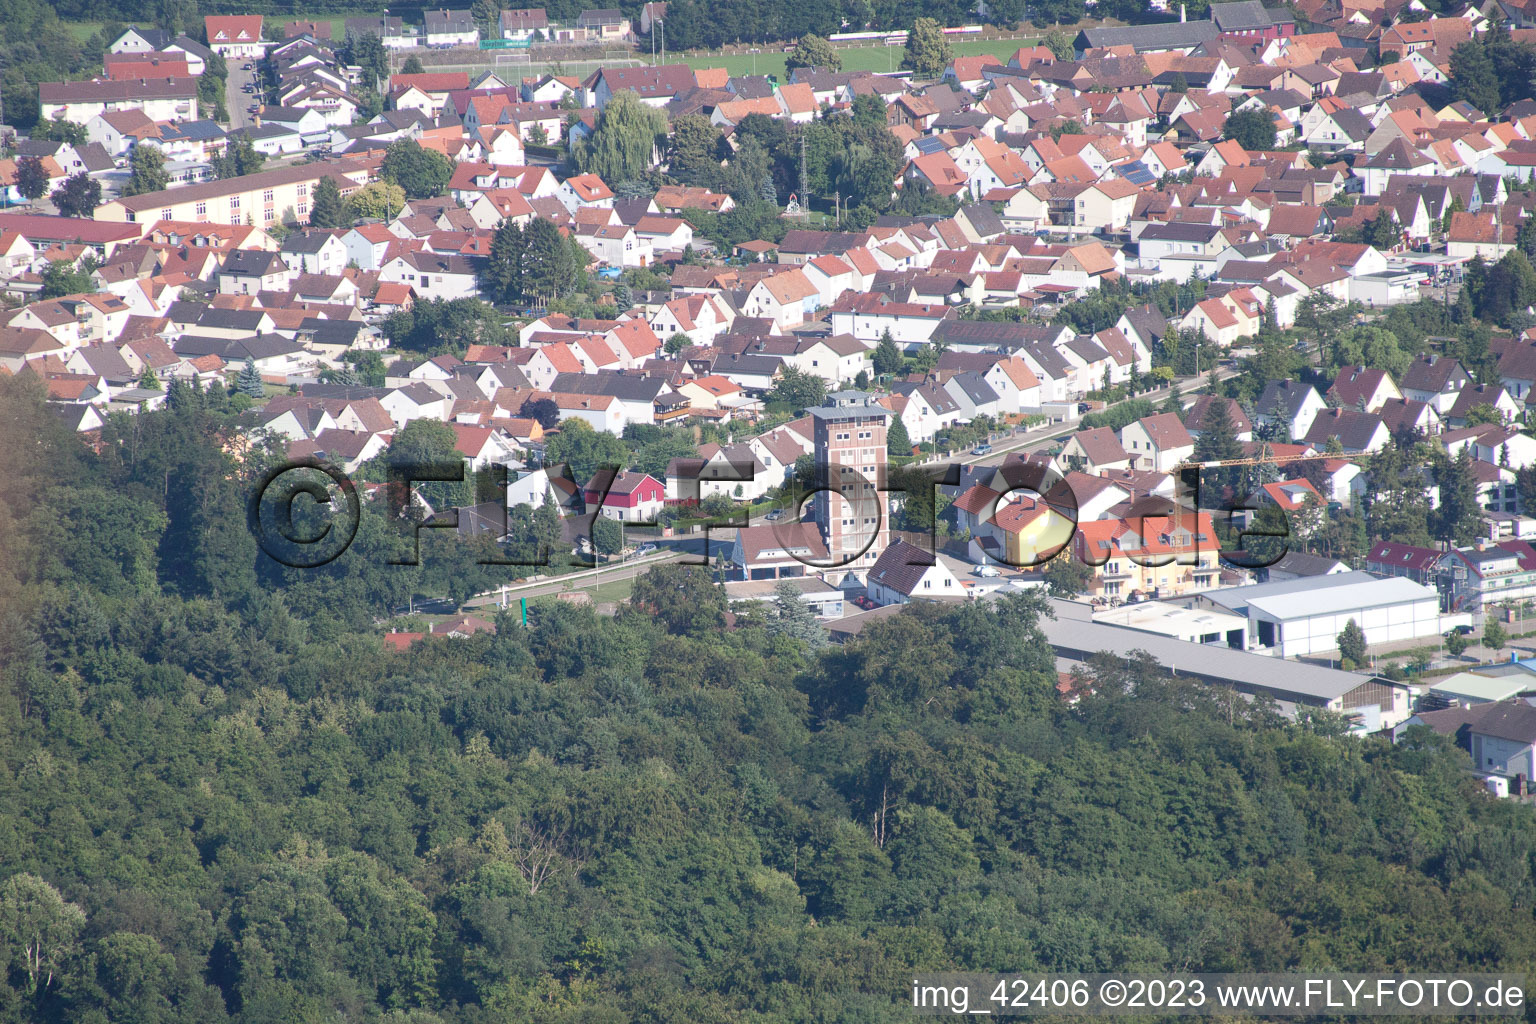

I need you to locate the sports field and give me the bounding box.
[675,36,1039,80]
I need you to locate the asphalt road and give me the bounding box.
[949,365,1244,469]
[226,59,260,131]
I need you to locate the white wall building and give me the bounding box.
[1195,571,1470,659]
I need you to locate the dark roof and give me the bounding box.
[867,540,946,596]
[580,8,626,25]
[1403,354,1469,394]
[1460,699,1536,744]
[197,307,269,331]
[169,35,215,60]
[946,370,999,406]
[173,333,302,361]
[550,370,664,402]
[1255,379,1317,419]
[958,203,1005,237]
[1210,1,1293,30]
[779,229,868,254]
[75,142,115,173]
[1140,221,1225,243]
[281,228,339,254]
[1265,550,1346,577]
[299,318,366,345]
[1074,21,1218,53]
[222,249,287,276]
[931,320,1065,348]
[117,25,173,47]
[727,75,776,100]
[1300,408,1385,450]
[423,8,476,31]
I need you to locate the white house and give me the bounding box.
[743,269,820,329]
[379,251,480,300]
[204,16,268,58]
[423,8,480,46]
[1119,413,1195,474]
[866,540,966,606]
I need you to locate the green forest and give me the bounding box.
[2,372,1536,1024]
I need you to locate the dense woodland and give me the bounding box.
[3,363,1536,1023]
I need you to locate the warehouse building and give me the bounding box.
[1191,571,1470,658]
[1042,598,1411,730]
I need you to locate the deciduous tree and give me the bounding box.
[787,33,839,72]
[1223,108,1277,151]
[382,139,453,199]
[14,155,49,201]
[122,144,169,197]
[50,172,101,218]
[901,18,952,78]
[571,90,667,184]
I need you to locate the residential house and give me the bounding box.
[1254,379,1326,440]
[1120,412,1195,474]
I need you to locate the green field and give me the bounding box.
[63,20,105,43]
[677,35,1037,79]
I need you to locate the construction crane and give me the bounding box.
[1159,443,1343,541]
[1175,444,1346,473]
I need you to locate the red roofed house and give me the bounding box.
[743,268,820,329]
[205,16,266,57]
[584,470,665,521]
[1072,512,1222,601]
[450,423,518,468]
[1180,295,1255,347]
[1366,540,1444,585]
[557,172,615,212]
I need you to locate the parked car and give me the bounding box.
[634,543,657,556]
[853,595,878,610]
[1453,624,1475,635]
[972,564,1000,578]
[973,443,993,455]
[764,508,785,521]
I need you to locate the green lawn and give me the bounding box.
[677,35,1036,79]
[63,20,106,43]
[571,574,636,603]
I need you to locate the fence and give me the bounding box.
[390,48,642,77]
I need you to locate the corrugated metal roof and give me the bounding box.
[1038,597,1379,703]
[1205,571,1438,620]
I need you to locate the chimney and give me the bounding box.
[1180,3,1187,20]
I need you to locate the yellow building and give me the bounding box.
[94,161,370,230]
[1071,512,1223,601]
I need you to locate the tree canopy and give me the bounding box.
[121,145,169,197]
[570,90,667,185]
[49,172,100,218]
[787,33,839,72]
[382,139,454,199]
[1222,108,1277,151]
[1,306,1535,1024]
[901,17,952,78]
